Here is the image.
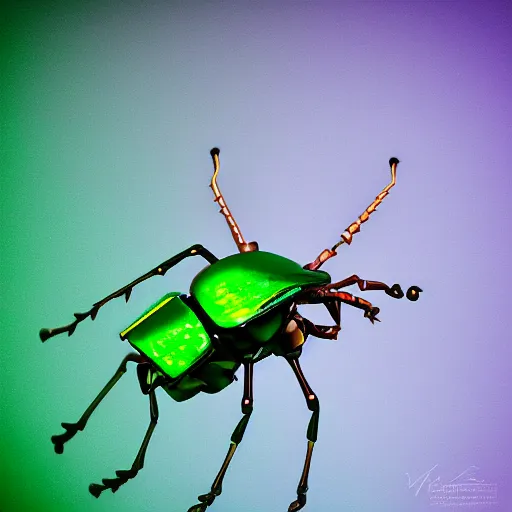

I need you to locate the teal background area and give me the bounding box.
[1,2,511,511]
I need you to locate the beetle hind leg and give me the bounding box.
[89,388,159,497]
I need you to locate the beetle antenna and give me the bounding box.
[210,148,259,253]
[305,158,399,270]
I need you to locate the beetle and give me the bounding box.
[40,148,422,511]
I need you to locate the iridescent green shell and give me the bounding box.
[120,292,213,379]
[190,251,331,328]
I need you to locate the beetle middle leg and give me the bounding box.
[285,354,320,512]
[51,352,144,454]
[187,359,254,512]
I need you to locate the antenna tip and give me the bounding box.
[210,147,220,157]
[389,157,400,167]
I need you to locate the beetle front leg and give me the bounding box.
[330,274,404,298]
[302,288,381,324]
[285,354,320,512]
[187,360,254,512]
[301,315,341,340]
[329,274,422,301]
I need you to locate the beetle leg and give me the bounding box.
[303,288,381,324]
[89,386,159,498]
[51,353,144,454]
[329,274,407,299]
[303,317,341,340]
[329,276,422,301]
[39,244,219,342]
[187,360,254,512]
[285,354,320,512]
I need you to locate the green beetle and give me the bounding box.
[40,148,422,512]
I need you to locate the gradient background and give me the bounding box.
[1,1,511,511]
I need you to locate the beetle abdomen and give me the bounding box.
[120,292,213,380]
[190,251,330,328]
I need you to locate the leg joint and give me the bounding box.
[241,397,253,415]
[306,393,319,412]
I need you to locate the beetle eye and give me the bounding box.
[406,286,422,301]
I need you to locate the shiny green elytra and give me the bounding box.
[120,292,212,379]
[191,251,331,328]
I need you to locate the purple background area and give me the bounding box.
[1,1,511,511]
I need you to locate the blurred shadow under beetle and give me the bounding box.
[40,148,422,511]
